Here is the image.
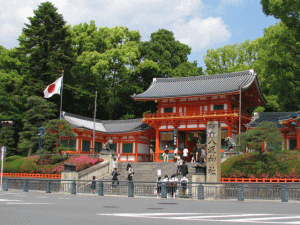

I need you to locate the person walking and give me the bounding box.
[90,176,96,194]
[163,145,169,162]
[180,160,189,177]
[127,165,134,181]
[111,168,120,187]
[191,148,196,163]
[156,176,162,198]
[183,146,188,161]
[162,175,170,198]
[176,157,182,176]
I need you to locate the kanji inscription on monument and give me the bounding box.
[206,121,221,182]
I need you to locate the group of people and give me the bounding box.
[163,145,206,163]
[156,174,188,198]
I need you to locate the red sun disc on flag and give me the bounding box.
[48,84,56,93]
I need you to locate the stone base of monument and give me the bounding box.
[192,174,206,198]
[99,151,115,171]
[61,171,79,192]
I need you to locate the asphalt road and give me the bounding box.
[1,190,300,225]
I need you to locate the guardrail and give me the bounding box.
[1,178,300,202]
[221,178,300,183]
[3,173,61,179]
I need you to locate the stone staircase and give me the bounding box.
[100,162,198,182]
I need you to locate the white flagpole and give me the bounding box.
[60,70,64,120]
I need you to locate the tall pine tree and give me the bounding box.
[18,1,75,101]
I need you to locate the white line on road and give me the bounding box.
[162,214,273,220]
[5,203,52,205]
[0,199,21,202]
[225,216,300,222]
[35,196,48,198]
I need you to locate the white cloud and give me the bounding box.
[0,0,231,53]
[173,17,231,51]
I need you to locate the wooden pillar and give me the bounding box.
[135,136,138,162]
[155,128,159,162]
[227,122,232,138]
[78,133,82,154]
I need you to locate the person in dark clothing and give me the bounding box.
[127,166,134,181]
[90,176,96,194]
[156,176,162,198]
[126,161,132,172]
[180,160,189,177]
[112,168,120,187]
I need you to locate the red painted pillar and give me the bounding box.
[227,123,232,138]
[135,136,138,162]
[155,128,159,162]
[78,134,82,154]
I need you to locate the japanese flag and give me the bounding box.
[43,76,63,98]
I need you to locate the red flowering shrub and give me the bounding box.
[51,155,103,174]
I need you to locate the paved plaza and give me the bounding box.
[1,190,300,225]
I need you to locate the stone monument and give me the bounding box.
[206,121,221,182]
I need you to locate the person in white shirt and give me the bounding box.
[183,146,189,161]
[162,175,170,198]
[171,174,178,199]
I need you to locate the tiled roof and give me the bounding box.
[62,112,150,134]
[246,112,293,128]
[278,110,300,122]
[132,70,266,103]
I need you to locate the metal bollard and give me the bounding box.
[161,183,167,198]
[3,179,8,191]
[281,185,288,202]
[98,182,103,196]
[23,180,28,192]
[71,180,76,195]
[237,184,244,201]
[128,182,134,197]
[46,181,51,193]
[198,184,204,200]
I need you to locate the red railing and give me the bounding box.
[3,173,61,179]
[221,178,300,183]
[143,109,252,120]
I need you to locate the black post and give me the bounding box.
[161,183,167,198]
[238,184,244,201]
[3,179,8,191]
[128,182,134,197]
[71,180,76,195]
[23,180,28,192]
[46,181,51,193]
[281,185,288,202]
[198,184,204,200]
[98,182,103,196]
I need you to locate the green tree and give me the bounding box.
[0,125,15,157]
[18,1,75,99]
[261,0,300,41]
[204,39,258,75]
[18,96,56,156]
[139,29,202,80]
[253,22,300,112]
[42,119,76,155]
[236,122,284,156]
[70,25,149,119]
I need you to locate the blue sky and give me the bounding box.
[0,0,279,69]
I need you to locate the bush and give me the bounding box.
[221,150,300,178]
[50,155,67,164]
[4,155,23,162]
